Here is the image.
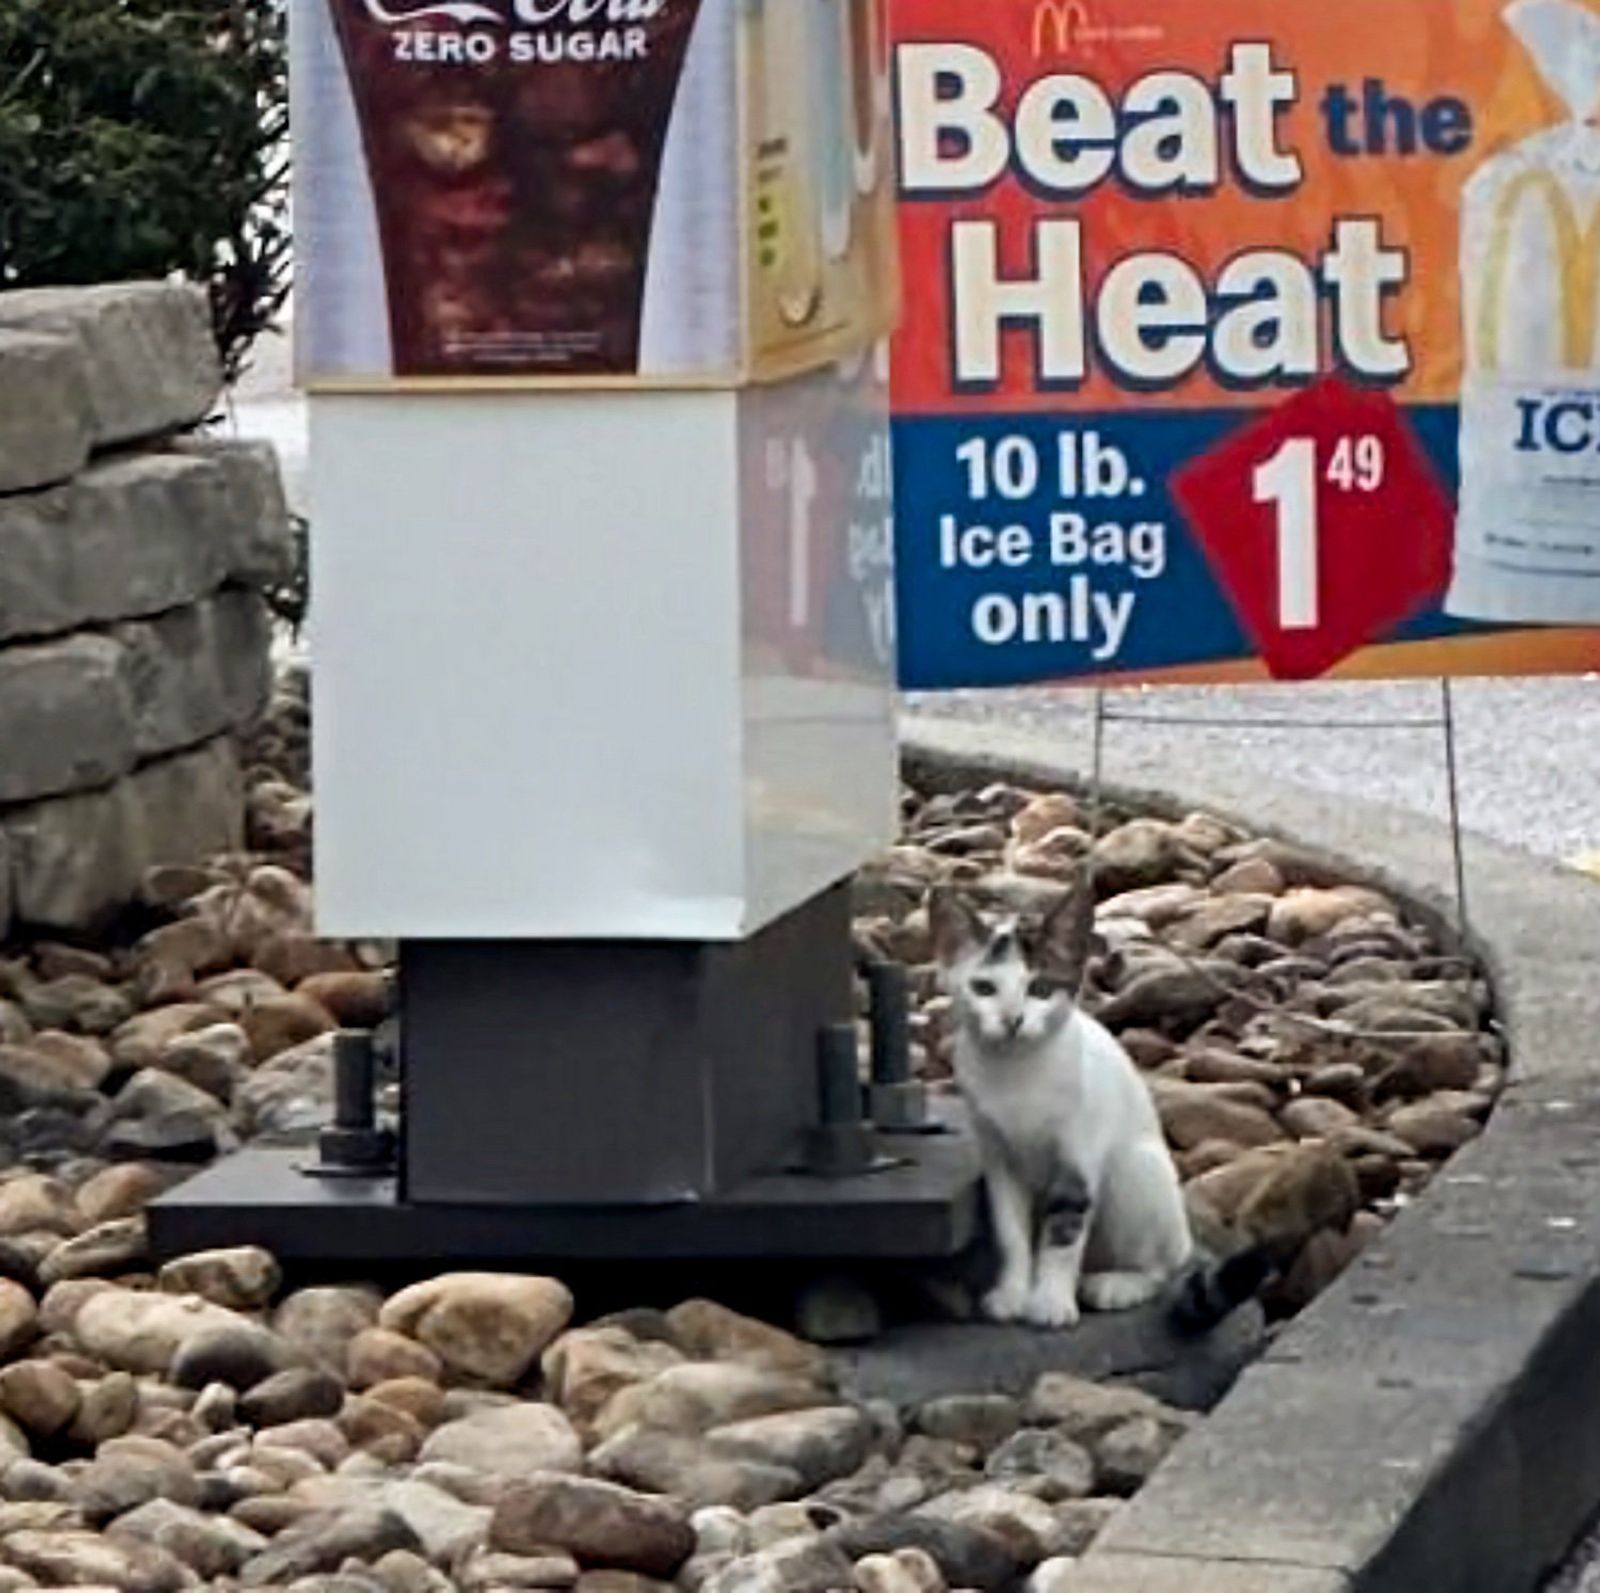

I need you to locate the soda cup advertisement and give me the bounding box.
[292,0,897,385]
[890,0,1600,687]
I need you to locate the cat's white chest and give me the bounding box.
[958,1049,1080,1188]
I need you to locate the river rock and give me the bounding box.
[340,1393,425,1463]
[170,1319,295,1390]
[0,1360,78,1437]
[378,1273,572,1388]
[543,1326,683,1429]
[1371,1032,1488,1099]
[196,967,287,1016]
[292,1476,493,1567]
[0,1414,28,1464]
[1150,1079,1284,1150]
[420,1401,582,1479]
[1278,1095,1364,1139]
[364,1375,446,1428]
[706,1407,877,1490]
[75,1162,174,1225]
[234,1032,335,1137]
[159,1244,282,1310]
[24,1029,112,1090]
[79,1435,200,1523]
[1097,966,1227,1033]
[258,1418,348,1473]
[154,1023,250,1102]
[109,1002,228,1071]
[700,1536,857,1593]
[1384,1099,1483,1155]
[1052,1498,1122,1556]
[912,1394,1020,1453]
[69,1370,138,1445]
[298,971,390,1029]
[38,1215,148,1283]
[109,1496,267,1577]
[100,1107,221,1164]
[373,1547,458,1593]
[240,1367,346,1427]
[238,1503,421,1586]
[241,993,337,1064]
[1276,1215,1382,1314]
[665,1301,827,1381]
[829,1514,1022,1593]
[490,1472,695,1577]
[0,1281,36,1359]
[457,1545,582,1589]
[0,1175,80,1238]
[1268,886,1393,944]
[1011,793,1083,848]
[591,1423,803,1511]
[853,1548,947,1593]
[275,1286,383,1372]
[348,1327,444,1390]
[1094,1415,1180,1494]
[595,1364,829,1442]
[71,1287,239,1373]
[0,1043,97,1113]
[1092,820,1196,894]
[2,1527,189,1593]
[1022,1376,1182,1445]
[17,975,131,1036]
[984,1427,1095,1501]
[916,1484,1067,1564]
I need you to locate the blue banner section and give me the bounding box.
[892,403,1471,689]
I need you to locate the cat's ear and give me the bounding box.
[1040,876,1098,991]
[929,889,986,966]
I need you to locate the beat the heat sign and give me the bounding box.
[889,0,1600,687]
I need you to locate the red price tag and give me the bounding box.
[1173,380,1454,681]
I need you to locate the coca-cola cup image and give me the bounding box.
[326,0,705,377]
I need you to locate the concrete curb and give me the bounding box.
[904,713,1600,1593]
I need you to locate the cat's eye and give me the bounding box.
[970,978,998,998]
[1028,976,1062,1000]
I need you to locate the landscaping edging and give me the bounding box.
[905,713,1600,1593]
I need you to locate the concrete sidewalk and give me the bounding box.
[908,679,1600,872]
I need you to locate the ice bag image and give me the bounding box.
[1448,0,1600,624]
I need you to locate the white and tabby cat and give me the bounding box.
[932,883,1202,1328]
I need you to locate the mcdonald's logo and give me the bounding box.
[1032,0,1091,57]
[1479,170,1600,371]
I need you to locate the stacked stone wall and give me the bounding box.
[0,284,291,938]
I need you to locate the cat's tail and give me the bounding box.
[1168,1243,1277,1335]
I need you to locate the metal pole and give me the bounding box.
[1440,677,1472,943]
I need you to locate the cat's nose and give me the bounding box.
[1004,1014,1024,1037]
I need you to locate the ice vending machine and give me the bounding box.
[154,0,983,1262]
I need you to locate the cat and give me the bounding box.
[931,881,1264,1330]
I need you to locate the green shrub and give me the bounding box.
[0,0,289,380]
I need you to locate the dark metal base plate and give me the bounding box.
[149,1107,982,1267]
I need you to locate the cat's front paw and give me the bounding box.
[1024,1280,1081,1329]
[982,1278,1032,1322]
